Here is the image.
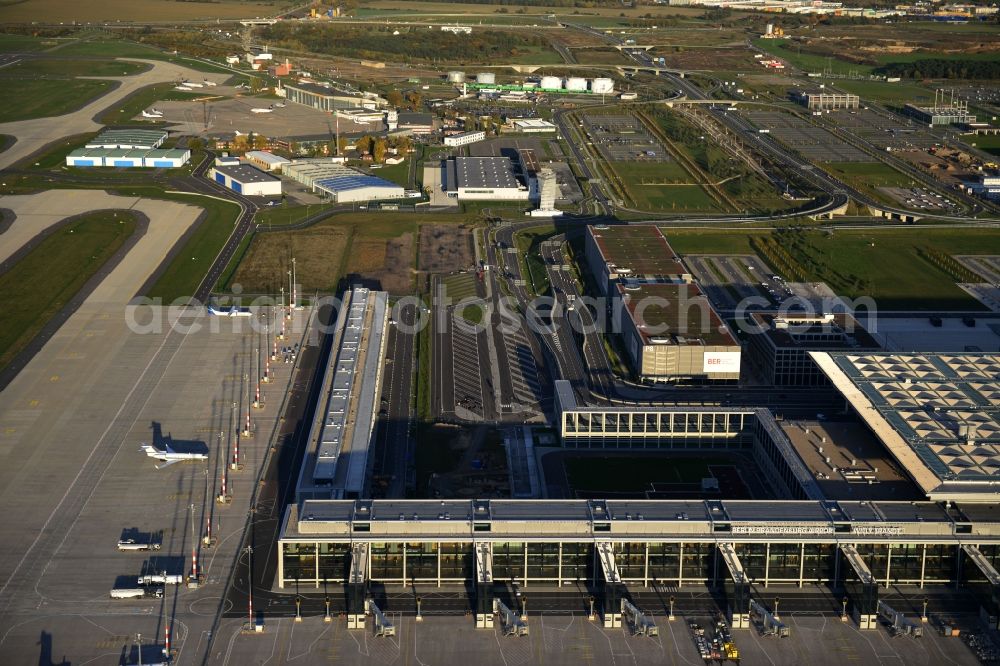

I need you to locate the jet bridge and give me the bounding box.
[877,600,922,637]
[475,542,494,629]
[366,599,396,637]
[719,543,750,629]
[841,544,878,630]
[597,541,623,628]
[749,598,789,637]
[494,598,529,636]
[347,543,368,630]
[621,598,658,637]
[962,544,1000,629]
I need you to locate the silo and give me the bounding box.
[591,77,615,94]
[540,75,562,91]
[476,72,496,84]
[565,77,588,92]
[447,71,466,83]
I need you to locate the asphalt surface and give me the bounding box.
[371,300,417,497]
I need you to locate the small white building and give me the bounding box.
[245,150,291,173]
[512,119,557,134]
[210,164,282,197]
[443,130,486,147]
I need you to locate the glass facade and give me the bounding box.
[281,540,968,589]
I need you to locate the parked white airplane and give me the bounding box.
[251,106,274,114]
[141,108,163,118]
[181,80,204,88]
[208,305,252,317]
[175,86,192,92]
[234,130,247,136]
[140,443,207,469]
[203,80,218,87]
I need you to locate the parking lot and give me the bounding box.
[826,108,938,151]
[958,255,1000,284]
[879,185,960,211]
[685,254,784,311]
[581,112,670,162]
[746,111,870,162]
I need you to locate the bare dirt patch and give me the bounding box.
[418,224,475,274]
[233,226,349,294]
[345,232,415,295]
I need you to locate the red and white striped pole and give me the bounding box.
[232,435,240,469]
[264,355,270,383]
[218,467,228,502]
[191,546,198,581]
[164,621,171,657]
[205,514,212,543]
[254,381,261,408]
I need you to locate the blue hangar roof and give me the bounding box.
[314,174,400,192]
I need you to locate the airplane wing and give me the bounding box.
[155,459,180,470]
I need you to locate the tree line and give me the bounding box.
[877,58,1000,80]
[259,24,549,63]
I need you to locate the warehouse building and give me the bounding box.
[66,147,189,168]
[513,118,557,133]
[209,163,282,196]
[284,161,405,203]
[443,156,530,201]
[443,130,486,147]
[245,150,291,173]
[86,128,168,150]
[314,172,405,204]
[617,282,741,382]
[285,82,381,112]
[790,90,860,111]
[396,112,435,135]
[585,224,691,295]
[296,287,389,502]
[747,312,881,386]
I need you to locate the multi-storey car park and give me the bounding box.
[616,282,742,382]
[584,225,738,381]
[585,224,692,296]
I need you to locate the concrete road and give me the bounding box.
[0,58,230,170]
[0,190,202,301]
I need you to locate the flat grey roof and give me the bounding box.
[453,156,521,190]
[214,164,280,184]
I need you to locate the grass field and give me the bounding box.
[2,58,148,78]
[819,161,917,205]
[0,0,289,23]
[609,161,724,213]
[968,134,1000,157]
[752,38,874,76]
[253,203,337,227]
[565,455,731,494]
[0,211,137,371]
[666,227,1000,310]
[0,33,53,53]
[830,80,934,104]
[663,229,767,255]
[0,79,112,123]
[142,193,241,303]
[514,223,558,296]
